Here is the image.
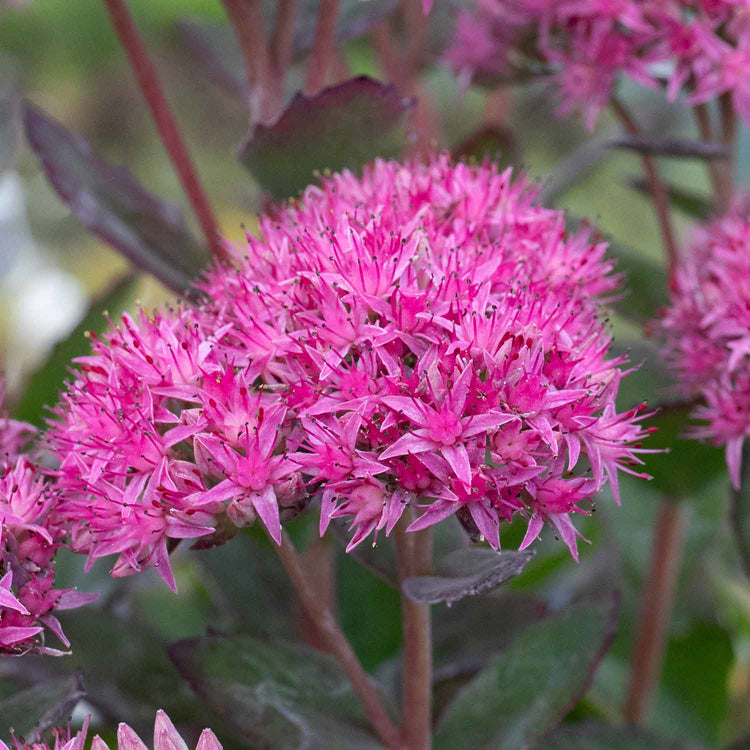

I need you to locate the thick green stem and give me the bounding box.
[395,512,433,750]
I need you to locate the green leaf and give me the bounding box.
[608,338,727,497]
[0,674,85,742]
[430,592,550,719]
[433,597,617,750]
[658,621,733,744]
[540,722,706,750]
[337,542,402,671]
[23,103,210,293]
[331,519,399,587]
[402,548,534,605]
[606,240,668,322]
[169,634,388,749]
[730,443,750,579]
[433,592,549,671]
[238,76,413,200]
[641,404,726,498]
[13,273,138,427]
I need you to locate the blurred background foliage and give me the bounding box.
[0,1,748,748]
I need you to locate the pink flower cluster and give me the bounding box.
[49,155,652,585]
[659,194,750,488]
[1,710,221,750]
[0,383,95,654]
[445,0,750,130]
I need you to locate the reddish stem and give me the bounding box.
[623,500,685,724]
[694,102,733,214]
[271,0,298,79]
[103,0,225,263]
[296,535,338,652]
[221,0,280,124]
[274,530,403,750]
[395,512,433,750]
[304,0,340,95]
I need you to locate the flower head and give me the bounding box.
[0,387,95,654]
[445,0,750,129]
[659,194,750,488]
[195,154,651,560]
[50,155,651,567]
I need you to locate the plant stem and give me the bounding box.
[274,530,403,750]
[304,0,339,95]
[297,535,338,652]
[103,0,225,263]
[718,92,736,213]
[693,102,733,214]
[221,0,282,124]
[271,0,298,80]
[623,499,685,724]
[395,511,433,750]
[611,97,678,277]
[371,6,442,153]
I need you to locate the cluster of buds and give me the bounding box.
[0,383,95,654]
[49,155,653,581]
[445,0,750,130]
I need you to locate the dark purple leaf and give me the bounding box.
[0,673,85,742]
[238,76,413,200]
[433,595,618,750]
[169,634,387,748]
[402,548,534,605]
[23,103,210,294]
[542,722,706,750]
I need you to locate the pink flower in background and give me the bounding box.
[1,710,221,750]
[0,387,95,654]
[659,195,750,488]
[445,0,750,129]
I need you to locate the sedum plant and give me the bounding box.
[0,1,749,749]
